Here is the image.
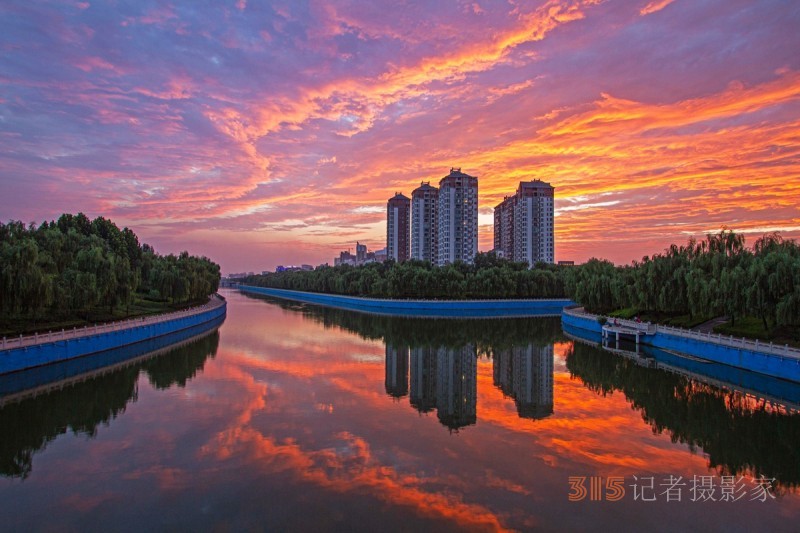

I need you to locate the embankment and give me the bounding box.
[562,306,800,383]
[238,285,574,318]
[0,295,227,375]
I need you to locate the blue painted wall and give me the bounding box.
[239,285,574,318]
[0,314,225,398]
[562,308,800,383]
[0,302,227,375]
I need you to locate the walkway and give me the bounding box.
[1,295,226,352]
[692,316,729,333]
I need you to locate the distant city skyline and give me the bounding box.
[1,1,799,274]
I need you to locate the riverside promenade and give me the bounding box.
[562,306,800,383]
[0,295,227,374]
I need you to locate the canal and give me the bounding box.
[1,289,799,531]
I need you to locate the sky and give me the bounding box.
[1,0,799,274]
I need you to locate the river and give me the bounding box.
[1,289,799,531]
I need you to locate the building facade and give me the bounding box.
[493,180,554,266]
[411,181,439,263]
[437,168,478,266]
[386,192,410,262]
[493,195,515,260]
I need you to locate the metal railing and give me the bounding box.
[1,295,225,352]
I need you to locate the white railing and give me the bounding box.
[1,294,225,352]
[563,306,800,360]
[654,323,800,360]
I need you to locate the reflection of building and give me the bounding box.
[387,193,410,262]
[493,344,554,419]
[385,344,409,398]
[493,346,514,397]
[411,182,439,263]
[410,347,437,413]
[436,344,477,430]
[494,180,555,266]
[437,168,478,266]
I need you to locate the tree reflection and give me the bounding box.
[566,341,800,487]
[0,331,219,479]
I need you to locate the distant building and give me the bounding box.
[437,168,478,266]
[276,265,304,272]
[356,242,367,264]
[494,195,515,260]
[333,243,384,266]
[387,192,410,262]
[557,260,574,266]
[334,250,356,267]
[411,181,438,263]
[494,180,555,266]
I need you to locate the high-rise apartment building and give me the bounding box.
[411,181,438,263]
[493,195,515,260]
[386,192,410,262]
[494,180,554,266]
[437,168,478,266]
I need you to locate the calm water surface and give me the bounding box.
[1,289,799,531]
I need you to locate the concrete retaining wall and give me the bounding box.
[0,297,227,375]
[561,306,800,383]
[239,285,574,318]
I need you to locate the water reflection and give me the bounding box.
[261,296,558,430]
[253,294,800,487]
[493,345,554,419]
[0,330,219,479]
[566,339,800,487]
[384,344,409,398]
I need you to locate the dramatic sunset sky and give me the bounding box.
[2,0,799,273]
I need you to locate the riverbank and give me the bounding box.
[0,294,227,375]
[238,285,574,318]
[562,306,800,383]
[0,297,212,338]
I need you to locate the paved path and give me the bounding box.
[1,295,225,351]
[692,316,729,333]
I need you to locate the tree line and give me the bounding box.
[564,229,800,329]
[244,228,799,330]
[0,213,220,321]
[243,253,566,300]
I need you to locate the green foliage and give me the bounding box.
[0,214,221,325]
[562,229,800,333]
[244,252,568,300]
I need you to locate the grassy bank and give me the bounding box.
[608,307,713,329]
[0,296,209,338]
[712,317,800,349]
[607,307,800,349]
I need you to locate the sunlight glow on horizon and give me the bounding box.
[1,0,798,273]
